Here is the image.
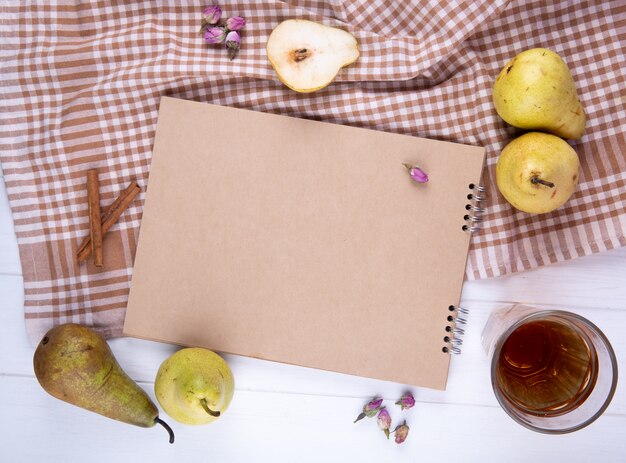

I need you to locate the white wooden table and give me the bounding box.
[1,165,624,462]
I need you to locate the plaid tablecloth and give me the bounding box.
[1,1,625,344]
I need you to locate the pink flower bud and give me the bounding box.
[395,392,415,410]
[225,30,241,59]
[377,408,392,439]
[202,5,222,25]
[204,26,226,44]
[402,163,429,183]
[226,16,246,31]
[393,421,410,444]
[225,30,240,47]
[365,397,383,413]
[354,397,383,423]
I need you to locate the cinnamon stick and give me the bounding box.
[77,180,141,263]
[87,169,103,267]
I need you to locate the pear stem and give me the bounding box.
[531,176,555,188]
[200,398,221,417]
[155,417,175,444]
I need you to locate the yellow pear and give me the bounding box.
[266,19,359,93]
[493,48,586,139]
[154,348,234,425]
[496,132,580,214]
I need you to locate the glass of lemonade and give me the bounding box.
[482,305,618,433]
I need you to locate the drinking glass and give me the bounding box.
[482,304,618,434]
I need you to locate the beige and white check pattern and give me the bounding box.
[1,1,625,344]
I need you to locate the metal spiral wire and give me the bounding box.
[443,305,469,355]
[463,184,486,233]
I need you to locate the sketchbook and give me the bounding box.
[123,97,485,390]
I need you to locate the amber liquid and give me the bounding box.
[495,317,598,416]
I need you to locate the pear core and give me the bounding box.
[496,132,580,214]
[266,19,359,93]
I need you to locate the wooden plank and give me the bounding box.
[0,237,21,275]
[462,247,626,310]
[0,375,623,462]
[0,275,29,374]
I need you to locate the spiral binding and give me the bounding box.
[462,184,487,233]
[442,305,469,355]
[443,184,483,353]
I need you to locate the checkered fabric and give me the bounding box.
[1,1,625,344]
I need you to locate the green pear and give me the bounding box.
[33,324,174,443]
[154,348,234,425]
[496,132,580,214]
[493,48,586,139]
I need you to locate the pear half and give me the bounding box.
[266,19,359,93]
[493,48,586,139]
[496,132,580,214]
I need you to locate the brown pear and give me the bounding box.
[33,323,174,443]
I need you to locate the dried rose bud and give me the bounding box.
[353,397,383,423]
[204,26,226,44]
[402,163,429,183]
[395,392,415,410]
[225,30,241,60]
[393,421,410,444]
[226,16,246,31]
[365,397,383,413]
[377,408,392,439]
[202,5,222,25]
